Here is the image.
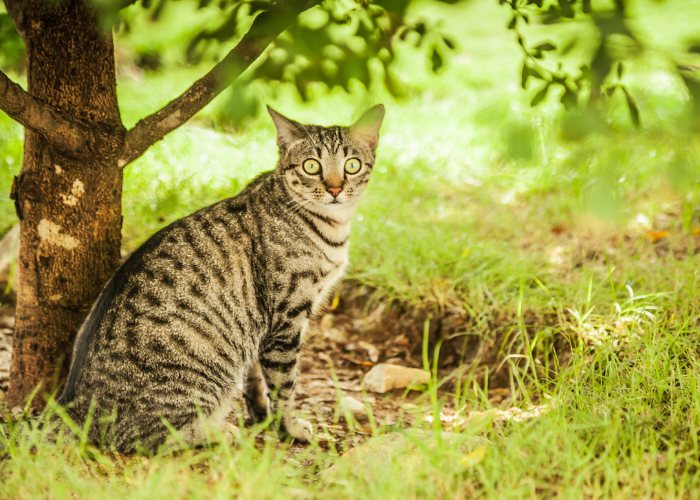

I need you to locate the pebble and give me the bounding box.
[339,395,369,421]
[362,363,430,393]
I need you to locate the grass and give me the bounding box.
[2,0,700,496]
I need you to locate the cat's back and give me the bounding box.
[58,174,272,405]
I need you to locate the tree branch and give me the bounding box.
[119,0,322,167]
[0,70,93,154]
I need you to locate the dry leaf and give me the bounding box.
[339,354,374,367]
[394,334,410,347]
[357,340,379,363]
[550,223,566,235]
[330,291,341,310]
[646,230,669,242]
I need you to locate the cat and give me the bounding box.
[56,104,384,453]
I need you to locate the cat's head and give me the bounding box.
[268,105,384,213]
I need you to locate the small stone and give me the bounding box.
[1,314,16,328]
[362,363,430,393]
[319,313,335,331]
[324,327,347,344]
[339,395,369,421]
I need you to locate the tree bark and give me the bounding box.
[6,0,124,409]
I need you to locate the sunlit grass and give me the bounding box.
[2,279,699,497]
[1,0,700,496]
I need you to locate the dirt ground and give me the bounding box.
[0,281,479,447]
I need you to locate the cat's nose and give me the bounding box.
[327,187,343,198]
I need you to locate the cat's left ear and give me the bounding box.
[268,106,305,147]
[349,104,385,150]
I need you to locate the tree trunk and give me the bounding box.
[7,0,124,409]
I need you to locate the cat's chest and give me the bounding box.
[268,213,351,315]
[284,244,348,317]
[311,257,347,314]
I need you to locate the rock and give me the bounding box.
[319,313,335,331]
[324,327,348,344]
[362,363,430,393]
[339,395,369,422]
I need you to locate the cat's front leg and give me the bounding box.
[258,327,312,442]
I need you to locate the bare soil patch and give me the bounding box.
[0,278,547,446]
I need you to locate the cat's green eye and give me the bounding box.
[302,158,321,175]
[344,158,362,174]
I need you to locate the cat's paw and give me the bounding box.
[282,416,313,442]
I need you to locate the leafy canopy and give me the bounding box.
[1,0,699,126]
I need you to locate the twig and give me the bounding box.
[119,0,322,168]
[0,70,93,154]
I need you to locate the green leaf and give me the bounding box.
[688,43,700,54]
[431,48,444,72]
[561,88,577,109]
[603,84,619,97]
[148,0,167,21]
[620,86,640,127]
[558,0,574,18]
[507,15,517,30]
[442,35,456,50]
[679,71,700,114]
[590,43,612,88]
[521,64,541,89]
[384,69,407,98]
[560,38,577,55]
[617,62,624,78]
[535,42,556,52]
[531,84,549,106]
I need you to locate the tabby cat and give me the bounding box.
[57,105,385,453]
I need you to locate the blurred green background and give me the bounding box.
[0,0,700,318]
[3,0,697,309]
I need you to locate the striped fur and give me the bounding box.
[57,105,384,453]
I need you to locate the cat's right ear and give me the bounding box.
[349,104,385,151]
[268,106,305,147]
